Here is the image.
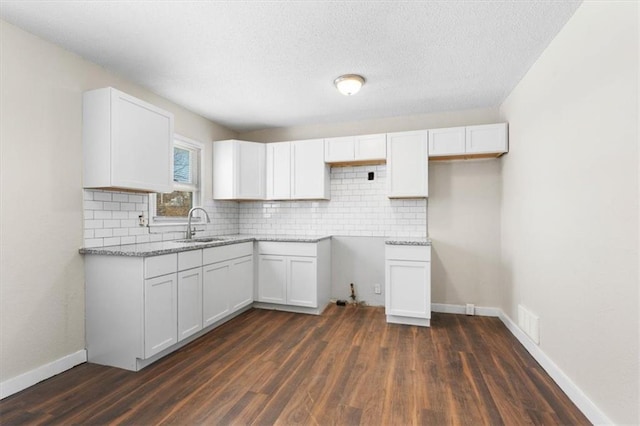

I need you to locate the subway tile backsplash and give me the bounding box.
[82,190,239,248]
[238,164,427,238]
[83,164,426,247]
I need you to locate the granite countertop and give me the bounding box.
[79,234,333,257]
[385,237,431,246]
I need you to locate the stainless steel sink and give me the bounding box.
[175,237,224,243]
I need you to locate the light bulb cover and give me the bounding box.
[334,74,365,96]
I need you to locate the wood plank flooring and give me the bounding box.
[0,305,590,425]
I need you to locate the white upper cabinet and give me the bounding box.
[213,140,265,200]
[428,123,508,158]
[265,142,292,200]
[83,87,174,193]
[386,130,428,198]
[466,123,508,155]
[428,127,466,156]
[291,139,330,200]
[324,133,386,163]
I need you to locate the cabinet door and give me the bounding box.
[266,142,291,200]
[230,255,254,311]
[258,255,287,304]
[354,134,386,161]
[291,139,330,199]
[202,261,231,327]
[287,256,317,308]
[144,274,177,358]
[237,141,265,199]
[428,127,465,157]
[387,130,428,198]
[177,267,203,342]
[385,260,430,319]
[111,90,173,193]
[324,136,355,162]
[465,123,508,154]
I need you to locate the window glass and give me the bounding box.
[173,147,192,184]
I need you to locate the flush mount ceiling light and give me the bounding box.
[334,74,365,96]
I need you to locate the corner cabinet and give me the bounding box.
[385,244,431,327]
[213,140,265,200]
[256,239,331,315]
[386,130,428,198]
[85,242,253,372]
[428,123,508,159]
[83,87,174,193]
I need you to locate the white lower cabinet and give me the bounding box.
[202,261,231,326]
[256,240,331,315]
[230,255,254,310]
[177,267,203,342]
[257,255,287,304]
[144,273,178,357]
[385,244,431,327]
[202,243,254,327]
[85,241,253,372]
[287,257,317,307]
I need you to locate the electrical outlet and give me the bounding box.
[373,284,381,294]
[466,303,475,315]
[138,213,147,227]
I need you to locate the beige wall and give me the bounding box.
[429,160,503,308]
[499,2,639,424]
[0,20,236,383]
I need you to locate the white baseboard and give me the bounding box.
[497,311,612,425]
[0,350,87,400]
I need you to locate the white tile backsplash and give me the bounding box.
[83,189,239,247]
[83,164,426,247]
[238,164,427,238]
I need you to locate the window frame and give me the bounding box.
[148,134,205,226]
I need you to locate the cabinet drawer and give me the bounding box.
[178,250,202,271]
[203,242,253,265]
[258,241,317,257]
[385,245,431,262]
[145,253,177,278]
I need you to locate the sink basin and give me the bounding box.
[175,237,224,243]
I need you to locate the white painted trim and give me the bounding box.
[497,311,613,425]
[0,350,87,399]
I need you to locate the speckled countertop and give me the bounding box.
[385,237,431,246]
[79,234,333,257]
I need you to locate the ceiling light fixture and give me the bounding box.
[334,74,365,96]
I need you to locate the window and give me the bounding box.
[149,135,204,224]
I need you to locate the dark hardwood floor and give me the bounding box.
[0,304,589,425]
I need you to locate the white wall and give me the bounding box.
[0,20,236,384]
[499,2,639,424]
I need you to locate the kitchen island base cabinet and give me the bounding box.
[385,245,431,327]
[255,239,331,315]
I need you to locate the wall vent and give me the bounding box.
[518,304,540,344]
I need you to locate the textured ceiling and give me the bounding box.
[0,1,582,132]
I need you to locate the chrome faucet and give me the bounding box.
[186,207,211,239]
